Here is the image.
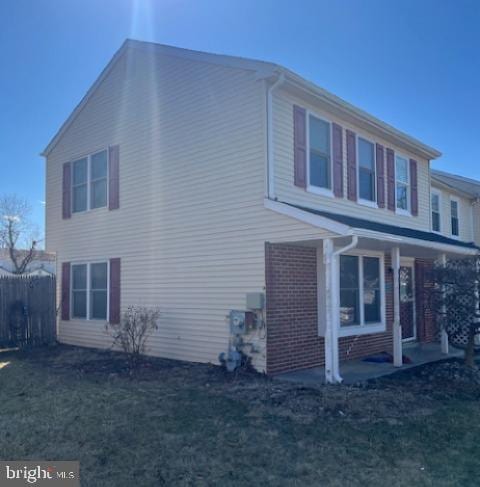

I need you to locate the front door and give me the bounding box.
[400,262,416,341]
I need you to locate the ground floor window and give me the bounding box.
[339,252,384,328]
[71,262,108,320]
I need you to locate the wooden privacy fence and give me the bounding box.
[0,276,56,347]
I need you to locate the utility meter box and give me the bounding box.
[246,292,265,310]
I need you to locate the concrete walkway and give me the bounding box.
[274,342,463,385]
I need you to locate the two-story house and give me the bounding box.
[43,40,477,383]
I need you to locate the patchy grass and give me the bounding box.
[0,345,479,486]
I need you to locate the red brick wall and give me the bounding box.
[265,245,437,375]
[265,243,323,374]
[265,243,394,375]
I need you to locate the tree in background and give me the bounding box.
[0,194,39,274]
[429,256,480,368]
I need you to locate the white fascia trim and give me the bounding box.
[353,228,477,255]
[264,199,351,236]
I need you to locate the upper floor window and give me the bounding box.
[358,137,376,202]
[308,115,331,190]
[451,199,459,236]
[431,192,441,232]
[395,155,410,212]
[72,149,108,213]
[71,262,108,320]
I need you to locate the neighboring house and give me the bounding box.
[430,170,480,245]
[0,249,56,277]
[43,40,477,383]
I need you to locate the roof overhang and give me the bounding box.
[265,199,477,256]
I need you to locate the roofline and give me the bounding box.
[431,169,480,199]
[430,176,474,198]
[277,69,441,160]
[41,40,130,157]
[41,39,441,160]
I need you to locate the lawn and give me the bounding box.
[0,345,479,486]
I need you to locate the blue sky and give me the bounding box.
[1,0,479,237]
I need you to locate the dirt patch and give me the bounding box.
[13,344,478,426]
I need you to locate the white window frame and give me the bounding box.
[306,110,334,197]
[356,134,377,207]
[70,260,110,321]
[431,189,442,233]
[71,148,109,214]
[338,249,386,337]
[450,196,460,238]
[394,153,411,216]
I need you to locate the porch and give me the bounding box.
[274,342,463,385]
[264,200,478,384]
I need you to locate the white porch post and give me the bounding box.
[440,253,449,354]
[323,239,335,384]
[392,246,403,367]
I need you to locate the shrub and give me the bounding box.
[106,306,160,371]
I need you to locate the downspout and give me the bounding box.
[266,73,285,200]
[324,235,358,384]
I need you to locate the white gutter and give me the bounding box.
[352,228,478,256]
[324,235,358,384]
[266,74,285,199]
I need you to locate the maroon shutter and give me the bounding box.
[62,162,71,219]
[108,145,120,210]
[61,262,71,321]
[109,258,121,324]
[386,148,395,211]
[376,144,385,208]
[332,123,344,197]
[293,105,307,188]
[346,130,357,201]
[410,158,418,216]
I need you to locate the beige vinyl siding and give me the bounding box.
[273,88,431,230]
[45,47,333,372]
[430,184,474,243]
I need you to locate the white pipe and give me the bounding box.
[266,73,285,200]
[392,246,402,367]
[324,235,358,384]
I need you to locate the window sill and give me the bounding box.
[72,206,108,216]
[395,208,412,217]
[358,199,378,209]
[307,185,334,198]
[69,317,108,322]
[338,323,386,337]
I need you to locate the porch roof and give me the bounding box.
[284,202,478,250]
[265,198,478,256]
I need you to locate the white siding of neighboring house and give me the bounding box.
[0,258,55,275]
[45,46,336,372]
[430,184,474,243]
[472,201,480,246]
[272,88,432,231]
